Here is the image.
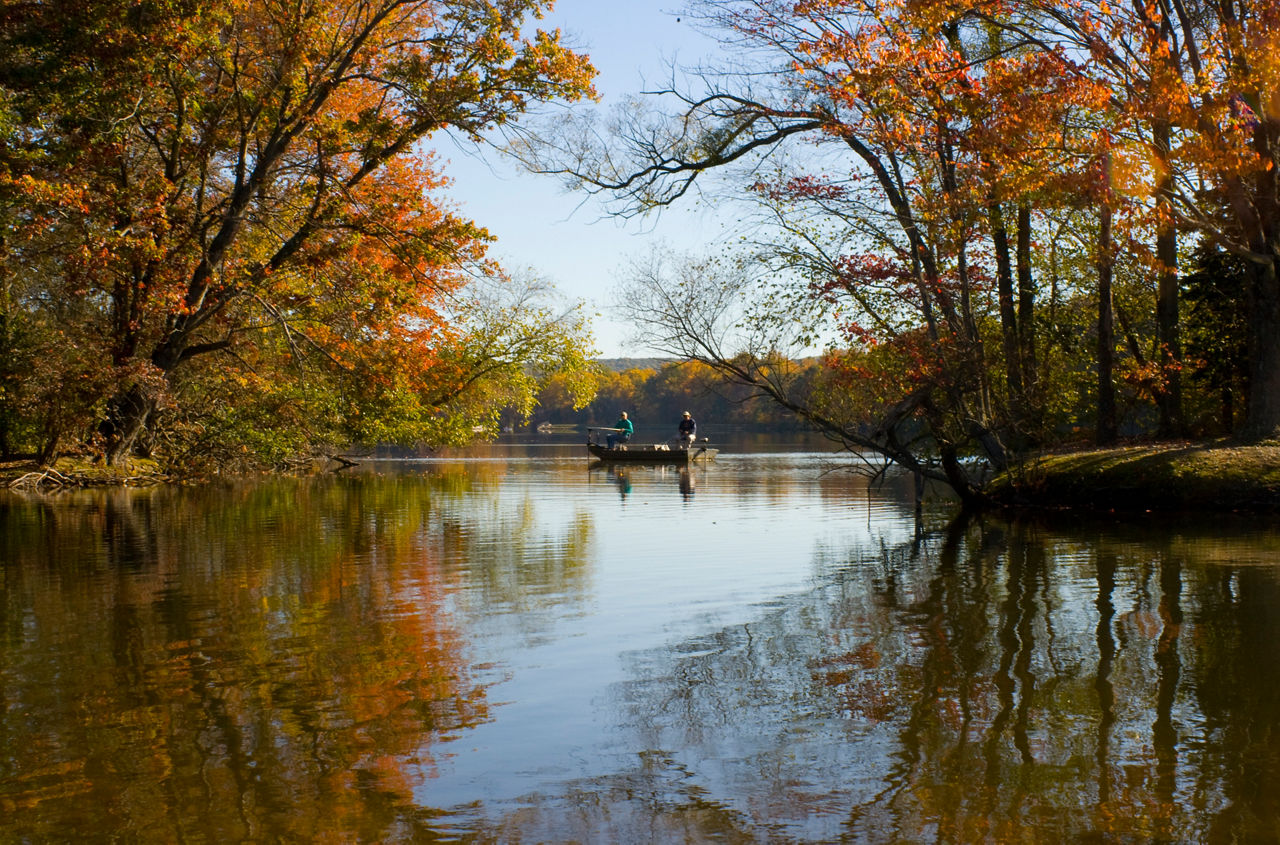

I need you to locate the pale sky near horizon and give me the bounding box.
[432,1,727,359]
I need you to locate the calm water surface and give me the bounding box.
[3,435,1280,842]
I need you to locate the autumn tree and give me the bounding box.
[1017,0,1280,438]
[0,0,595,465]
[523,0,1114,503]
[518,0,1280,515]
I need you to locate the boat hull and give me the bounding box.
[587,443,718,463]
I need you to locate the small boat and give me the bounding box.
[587,442,719,464]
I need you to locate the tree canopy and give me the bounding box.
[0,0,596,468]
[520,0,1280,506]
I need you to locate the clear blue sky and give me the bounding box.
[432,1,725,358]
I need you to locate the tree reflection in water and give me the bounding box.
[0,472,593,842]
[593,513,1280,842]
[5,470,1280,841]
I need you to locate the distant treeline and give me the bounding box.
[522,359,814,433]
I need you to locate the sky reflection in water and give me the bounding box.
[2,435,1279,842]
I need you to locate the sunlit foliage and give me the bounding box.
[521,0,1280,504]
[0,0,597,468]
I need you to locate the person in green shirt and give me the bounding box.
[606,411,633,448]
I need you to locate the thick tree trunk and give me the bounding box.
[99,323,197,464]
[101,383,157,465]
[938,439,986,511]
[1243,258,1280,440]
[989,202,1024,402]
[1097,203,1117,446]
[36,429,59,467]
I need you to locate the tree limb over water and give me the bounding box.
[616,251,984,506]
[516,0,1280,510]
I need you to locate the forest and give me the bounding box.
[528,358,819,433]
[2,0,1279,504]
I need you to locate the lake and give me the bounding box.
[3,434,1280,842]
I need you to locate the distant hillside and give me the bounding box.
[527,355,819,432]
[595,357,673,372]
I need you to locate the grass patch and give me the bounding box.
[991,439,1280,511]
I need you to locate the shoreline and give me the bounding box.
[0,457,173,491]
[7,440,1279,513]
[987,439,1280,512]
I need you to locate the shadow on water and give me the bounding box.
[3,464,1280,841]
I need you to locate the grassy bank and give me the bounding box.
[989,439,1280,512]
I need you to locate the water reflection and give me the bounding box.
[3,452,1280,841]
[606,465,632,500]
[0,471,593,841]
[679,469,696,500]
[588,512,1280,842]
[589,462,712,504]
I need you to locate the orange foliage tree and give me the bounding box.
[528,1,1107,503]
[1016,0,1280,438]
[523,0,1280,504]
[0,0,595,465]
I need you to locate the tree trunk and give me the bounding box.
[1154,121,1183,438]
[101,383,157,465]
[989,202,1024,403]
[1243,257,1280,440]
[99,320,196,465]
[1097,202,1117,446]
[1016,204,1036,392]
[36,428,59,467]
